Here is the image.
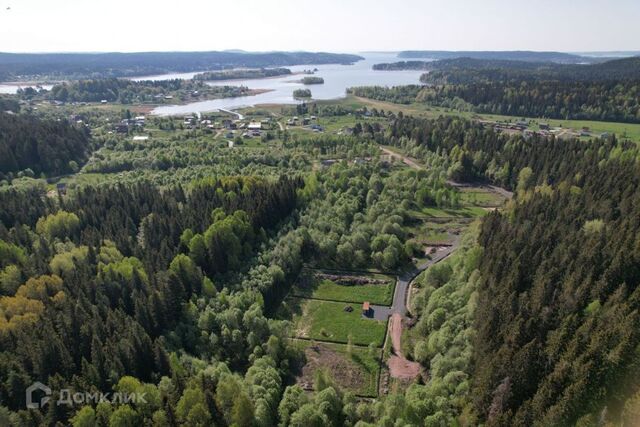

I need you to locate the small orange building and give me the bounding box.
[362,302,371,317]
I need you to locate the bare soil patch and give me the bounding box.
[296,343,367,392]
[388,313,422,379]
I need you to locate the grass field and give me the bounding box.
[293,273,395,306]
[419,206,487,218]
[291,298,387,346]
[291,339,381,397]
[458,189,506,207]
[338,95,640,143]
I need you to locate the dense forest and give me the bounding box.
[0,97,20,113]
[0,51,363,81]
[354,57,640,123]
[0,112,91,178]
[348,85,424,105]
[420,57,640,84]
[382,115,640,425]
[193,68,292,81]
[419,80,640,123]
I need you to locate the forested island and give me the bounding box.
[193,68,292,81]
[300,76,324,85]
[293,88,312,98]
[17,79,255,104]
[373,61,432,70]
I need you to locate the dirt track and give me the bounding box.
[388,313,421,379]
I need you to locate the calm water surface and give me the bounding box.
[0,53,427,114]
[151,53,426,115]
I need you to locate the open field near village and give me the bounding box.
[292,270,396,305]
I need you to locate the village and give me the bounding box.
[481,118,610,140]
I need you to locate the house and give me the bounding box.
[362,302,372,317]
[539,123,550,130]
[100,100,108,104]
[133,136,149,141]
[248,122,262,131]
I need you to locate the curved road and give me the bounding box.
[372,146,511,381]
[368,235,460,320]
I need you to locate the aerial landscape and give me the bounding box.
[1,0,640,426]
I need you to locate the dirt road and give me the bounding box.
[380,146,514,199]
[388,313,421,379]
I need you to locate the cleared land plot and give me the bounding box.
[458,189,507,207]
[293,271,396,306]
[291,298,387,346]
[409,206,487,219]
[291,339,381,397]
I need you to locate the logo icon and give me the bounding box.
[26,382,51,409]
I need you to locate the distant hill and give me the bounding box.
[373,61,434,71]
[397,50,609,64]
[0,51,364,81]
[420,56,640,84]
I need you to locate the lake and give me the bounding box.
[150,53,426,116]
[0,53,427,114]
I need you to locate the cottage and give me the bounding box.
[248,122,262,131]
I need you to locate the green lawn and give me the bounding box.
[291,339,381,397]
[419,206,487,218]
[291,298,387,346]
[293,274,395,306]
[343,95,640,143]
[459,190,506,207]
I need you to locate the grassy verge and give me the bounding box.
[291,298,387,347]
[293,273,396,306]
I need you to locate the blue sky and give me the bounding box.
[0,0,638,53]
